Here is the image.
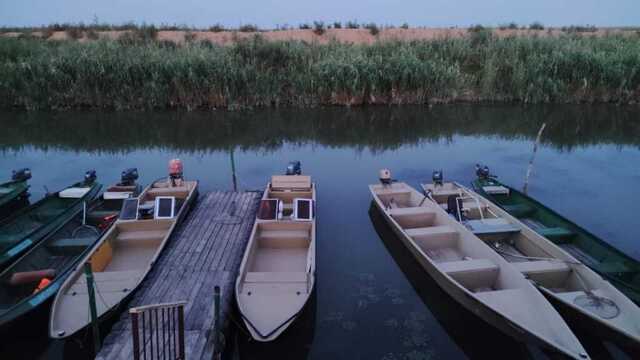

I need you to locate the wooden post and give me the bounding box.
[131,312,140,360]
[213,285,221,354]
[523,123,546,195]
[83,262,101,355]
[229,149,237,192]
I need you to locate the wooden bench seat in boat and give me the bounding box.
[537,227,576,243]
[116,230,166,243]
[440,259,500,292]
[271,176,312,191]
[388,207,436,229]
[464,219,521,236]
[502,204,536,217]
[47,237,95,254]
[511,260,570,275]
[481,186,510,195]
[406,225,458,242]
[438,258,499,275]
[244,272,307,283]
[146,186,189,198]
[259,229,309,240]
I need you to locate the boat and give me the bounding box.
[471,165,640,305]
[0,171,101,270]
[422,175,640,352]
[0,169,32,218]
[369,169,588,359]
[49,160,198,339]
[0,169,143,332]
[236,161,316,341]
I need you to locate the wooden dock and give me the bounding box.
[96,190,261,360]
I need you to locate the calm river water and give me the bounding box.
[0,105,638,360]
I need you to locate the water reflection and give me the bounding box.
[0,105,638,154]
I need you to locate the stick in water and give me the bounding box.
[523,123,546,195]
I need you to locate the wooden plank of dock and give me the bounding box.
[96,190,261,360]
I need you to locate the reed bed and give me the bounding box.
[0,33,638,110]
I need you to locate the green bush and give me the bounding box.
[365,23,379,36]
[333,22,342,29]
[313,21,325,35]
[346,21,359,29]
[239,24,258,32]
[530,22,545,30]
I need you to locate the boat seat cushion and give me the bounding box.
[244,272,307,283]
[502,204,536,217]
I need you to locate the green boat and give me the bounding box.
[0,171,101,270]
[0,170,142,332]
[471,165,640,304]
[0,169,32,216]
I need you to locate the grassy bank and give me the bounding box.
[0,33,639,110]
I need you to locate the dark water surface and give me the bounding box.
[0,105,638,360]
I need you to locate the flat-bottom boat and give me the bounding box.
[0,169,32,220]
[0,171,101,269]
[423,178,640,352]
[471,165,640,305]
[370,170,588,359]
[50,163,198,339]
[236,164,316,341]
[0,169,143,332]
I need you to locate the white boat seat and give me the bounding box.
[511,260,570,275]
[259,230,309,240]
[406,225,457,240]
[482,186,509,195]
[464,219,521,235]
[59,187,91,199]
[438,259,499,275]
[271,175,312,191]
[244,272,307,283]
[116,230,165,244]
[388,207,435,216]
[103,191,132,200]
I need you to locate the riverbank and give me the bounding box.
[0,31,638,110]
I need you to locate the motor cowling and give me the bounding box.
[285,161,301,175]
[119,168,139,186]
[84,170,97,184]
[475,164,491,179]
[169,159,183,179]
[379,169,392,185]
[12,168,32,182]
[432,170,443,186]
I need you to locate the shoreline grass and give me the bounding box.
[0,33,638,110]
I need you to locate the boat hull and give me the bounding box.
[472,178,640,305]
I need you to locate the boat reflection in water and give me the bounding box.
[234,290,316,360]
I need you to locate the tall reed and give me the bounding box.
[0,34,638,110]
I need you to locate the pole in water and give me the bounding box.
[229,148,238,192]
[83,262,101,354]
[213,285,221,354]
[523,123,546,195]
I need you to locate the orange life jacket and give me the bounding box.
[33,278,52,294]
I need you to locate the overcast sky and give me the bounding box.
[1,0,638,28]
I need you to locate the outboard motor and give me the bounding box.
[285,161,302,175]
[432,170,443,186]
[168,159,184,186]
[379,169,392,186]
[12,168,32,182]
[118,168,139,186]
[475,164,491,179]
[84,170,97,184]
